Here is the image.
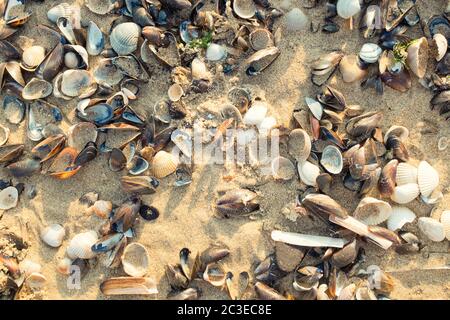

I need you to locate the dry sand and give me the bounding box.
[0,0,449,300]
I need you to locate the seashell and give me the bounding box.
[420,188,443,205]
[171,129,192,158]
[86,21,104,56]
[19,259,41,278]
[390,183,420,204]
[160,0,192,10]
[387,206,416,231]
[384,125,409,143]
[56,257,72,275]
[121,176,159,194]
[152,151,179,178]
[191,58,211,81]
[0,186,18,210]
[66,230,98,259]
[87,200,113,219]
[297,161,320,187]
[337,284,356,300]
[288,129,311,162]
[0,125,9,146]
[331,239,358,268]
[233,0,256,19]
[305,97,323,120]
[36,42,64,82]
[336,0,360,19]
[25,272,47,291]
[127,156,149,175]
[293,266,323,292]
[31,134,65,163]
[47,3,79,24]
[64,44,89,69]
[406,37,428,78]
[203,263,227,287]
[1,61,25,86]
[57,17,78,45]
[271,156,295,181]
[60,70,97,98]
[438,137,448,151]
[21,46,46,71]
[22,78,52,100]
[275,242,305,273]
[110,22,141,56]
[93,59,124,86]
[147,32,180,68]
[168,83,184,102]
[40,224,65,248]
[47,147,80,179]
[339,55,368,83]
[85,0,116,15]
[99,123,141,151]
[359,43,382,64]
[112,55,149,82]
[254,282,286,300]
[2,95,25,124]
[353,197,392,225]
[355,283,377,300]
[285,8,309,31]
[0,144,24,163]
[302,193,348,219]
[121,243,150,277]
[440,211,450,240]
[205,43,227,61]
[100,277,158,296]
[258,116,277,136]
[345,104,364,117]
[417,217,445,242]
[395,162,417,185]
[249,29,274,51]
[245,47,280,76]
[417,161,439,197]
[139,205,159,221]
[432,33,447,62]
[311,52,344,86]
[271,230,345,248]
[345,111,382,137]
[67,122,98,153]
[216,189,259,217]
[243,100,268,126]
[7,158,41,177]
[320,145,343,174]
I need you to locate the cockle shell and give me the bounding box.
[395,162,417,185]
[66,230,98,259]
[285,8,309,31]
[168,83,184,102]
[22,46,46,70]
[243,101,268,126]
[359,43,382,64]
[390,183,419,204]
[387,206,416,231]
[40,224,65,248]
[418,217,445,242]
[406,37,428,78]
[417,161,439,197]
[47,3,80,25]
[0,186,18,210]
[297,160,320,187]
[121,242,150,277]
[353,197,392,225]
[110,22,141,56]
[152,150,179,178]
[440,211,450,240]
[337,0,361,19]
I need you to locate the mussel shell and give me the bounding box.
[76,103,113,125]
[148,32,180,68]
[245,46,280,76]
[7,158,41,177]
[216,189,260,217]
[31,134,66,162]
[36,42,64,82]
[2,95,25,124]
[109,148,127,171]
[120,175,159,194]
[0,144,24,163]
[94,59,124,86]
[27,100,63,142]
[22,78,53,101]
[74,142,98,166]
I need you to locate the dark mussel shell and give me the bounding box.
[74,141,98,166]
[109,148,127,172]
[428,15,450,42]
[385,136,409,162]
[317,85,346,111]
[378,159,398,197]
[111,196,141,233]
[2,94,25,124]
[91,233,124,253]
[0,40,21,60]
[436,52,450,76]
[383,0,415,32]
[7,158,41,177]
[301,193,348,220]
[77,103,114,125]
[139,204,159,221]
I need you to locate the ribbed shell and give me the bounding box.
[359,43,382,64]
[66,230,98,259]
[417,161,439,197]
[336,0,361,19]
[395,162,417,185]
[440,210,450,240]
[110,22,141,56]
[390,183,420,204]
[418,217,445,242]
[387,206,416,231]
[353,197,392,225]
[152,151,178,178]
[47,3,76,23]
[40,224,66,247]
[22,46,46,69]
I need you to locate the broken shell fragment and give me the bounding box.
[417,217,445,242]
[245,47,280,76]
[100,277,158,296]
[121,243,150,277]
[302,193,348,219]
[339,55,368,83]
[203,263,227,287]
[406,37,428,78]
[387,206,416,231]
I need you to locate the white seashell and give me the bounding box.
[64,52,78,69]
[384,125,409,143]
[418,217,445,242]
[440,210,450,240]
[60,69,96,98]
[406,37,428,78]
[417,161,439,197]
[420,189,443,205]
[305,97,323,120]
[271,156,295,181]
[168,83,184,102]
[0,186,18,210]
[395,162,417,185]
[171,129,192,158]
[243,101,268,126]
[56,257,72,275]
[433,33,447,62]
[232,0,256,19]
[387,206,416,231]
[191,58,210,80]
[40,224,65,248]
[22,46,46,70]
[359,43,382,64]
[337,0,361,19]
[320,145,343,174]
[66,230,98,259]
[19,259,42,277]
[205,43,227,61]
[339,55,367,83]
[121,242,150,277]
[0,125,10,146]
[47,3,72,23]
[258,116,277,136]
[271,230,345,248]
[390,183,420,204]
[25,272,47,291]
[297,160,320,187]
[87,200,112,218]
[86,21,104,56]
[285,8,309,31]
[110,22,141,56]
[152,150,179,178]
[353,197,392,225]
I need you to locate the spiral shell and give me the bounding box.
[66,230,98,259]
[417,161,439,197]
[152,151,179,178]
[110,22,141,56]
[40,224,66,248]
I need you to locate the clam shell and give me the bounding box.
[233,0,256,19]
[2,95,26,124]
[19,259,42,278]
[168,83,184,102]
[87,200,113,219]
[40,224,65,248]
[418,217,445,242]
[22,46,46,70]
[271,156,295,181]
[390,183,420,204]
[320,145,343,174]
[0,125,10,146]
[86,21,105,56]
[433,33,448,62]
[205,43,227,61]
[191,58,211,80]
[0,186,18,210]
[60,70,96,98]
[336,0,361,19]
[100,277,158,296]
[339,55,368,83]
[67,122,98,153]
[152,150,179,178]
[417,161,439,197]
[406,37,428,78]
[359,43,382,64]
[121,243,150,277]
[288,129,311,161]
[22,78,53,100]
[110,22,141,56]
[387,206,416,231]
[353,197,392,225]
[171,129,192,158]
[305,97,323,120]
[297,160,320,187]
[285,8,308,31]
[243,100,268,126]
[66,230,98,259]
[249,29,274,50]
[395,162,417,185]
[93,59,124,86]
[85,0,116,15]
[440,210,450,240]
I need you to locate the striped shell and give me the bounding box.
[417,161,439,197]
[22,46,46,70]
[440,210,450,240]
[40,224,66,248]
[359,43,382,64]
[66,230,98,259]
[353,197,392,225]
[390,183,419,204]
[395,162,417,185]
[387,206,416,231]
[110,22,141,56]
[152,150,179,178]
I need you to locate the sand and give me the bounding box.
[0,0,449,300]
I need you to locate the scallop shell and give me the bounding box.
[66,230,98,259]
[249,29,274,51]
[243,101,268,126]
[297,160,320,187]
[339,55,368,83]
[353,197,392,225]
[40,224,65,248]
[395,162,417,185]
[387,206,416,231]
[110,22,141,56]
[417,161,439,197]
[168,83,184,102]
[233,0,256,19]
[359,43,382,64]
[390,183,420,204]
[271,156,295,181]
[336,0,361,19]
[22,78,53,100]
[152,150,179,178]
[285,8,309,31]
[0,186,18,210]
[121,242,150,277]
[320,145,343,174]
[60,69,96,98]
[22,46,46,70]
[86,21,105,56]
[288,129,311,161]
[418,217,445,242]
[440,210,450,240]
[406,37,428,78]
